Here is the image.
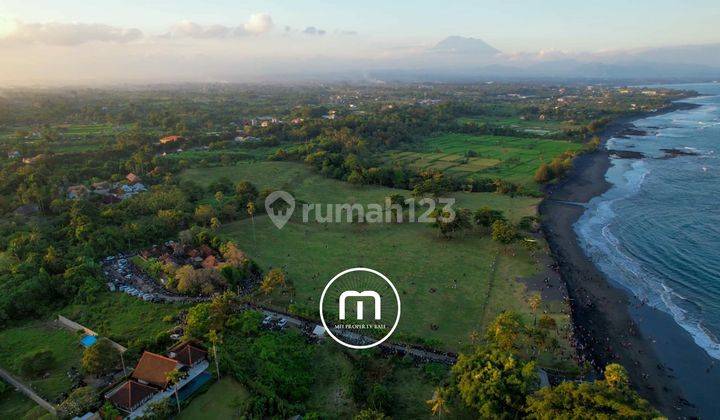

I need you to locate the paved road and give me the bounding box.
[0,366,57,416]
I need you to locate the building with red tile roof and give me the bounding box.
[106,381,157,413]
[131,351,181,389]
[170,343,208,367]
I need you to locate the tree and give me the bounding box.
[82,338,120,376]
[452,346,538,418]
[427,387,450,417]
[140,398,174,419]
[534,163,551,183]
[235,180,258,201]
[101,401,121,420]
[260,268,286,295]
[469,330,480,345]
[604,363,630,389]
[166,368,188,413]
[208,329,221,380]
[526,364,659,419]
[220,241,249,268]
[486,311,526,351]
[194,204,216,226]
[19,350,55,377]
[528,293,542,325]
[432,208,472,239]
[491,220,518,244]
[537,315,557,332]
[354,409,390,420]
[58,386,98,418]
[246,201,256,242]
[474,207,506,228]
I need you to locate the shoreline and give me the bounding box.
[539,101,716,417]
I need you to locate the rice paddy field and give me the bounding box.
[390,133,582,187]
[457,115,585,136]
[180,161,570,350]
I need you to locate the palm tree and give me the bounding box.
[166,368,187,413]
[469,330,480,346]
[246,201,256,242]
[208,329,221,381]
[427,387,450,417]
[528,293,542,325]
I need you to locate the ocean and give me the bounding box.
[575,82,720,360]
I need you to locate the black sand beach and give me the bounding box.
[540,102,720,418]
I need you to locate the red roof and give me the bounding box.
[126,173,141,183]
[107,381,156,412]
[160,135,183,144]
[131,351,180,388]
[170,343,208,366]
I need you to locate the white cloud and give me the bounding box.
[170,21,232,38]
[302,26,326,36]
[1,21,142,45]
[242,13,274,35]
[167,13,274,39]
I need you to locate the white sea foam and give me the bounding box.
[575,128,720,360]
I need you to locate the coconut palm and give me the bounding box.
[166,368,187,413]
[246,201,256,242]
[208,329,221,380]
[426,387,450,417]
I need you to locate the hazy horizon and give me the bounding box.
[1,0,719,85]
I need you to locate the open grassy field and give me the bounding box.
[0,321,82,401]
[391,133,582,187]
[59,292,184,345]
[0,391,38,419]
[181,161,552,349]
[457,115,585,136]
[178,377,249,420]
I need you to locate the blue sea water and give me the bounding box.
[575,82,720,360]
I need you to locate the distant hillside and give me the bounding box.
[430,36,501,55]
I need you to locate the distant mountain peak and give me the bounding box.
[431,36,501,55]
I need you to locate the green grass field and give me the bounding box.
[181,161,551,349]
[0,321,82,401]
[391,133,582,187]
[457,115,584,136]
[0,391,38,419]
[59,292,184,345]
[178,377,249,420]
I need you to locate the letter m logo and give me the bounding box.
[338,290,381,320]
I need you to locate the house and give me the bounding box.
[106,345,212,417]
[169,342,208,367]
[132,351,181,389]
[106,381,157,413]
[251,116,277,127]
[126,173,141,184]
[67,185,90,200]
[7,150,20,159]
[159,135,183,145]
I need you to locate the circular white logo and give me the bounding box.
[319,267,401,349]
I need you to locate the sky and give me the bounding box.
[0,0,719,85]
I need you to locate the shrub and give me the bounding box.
[19,350,55,377]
